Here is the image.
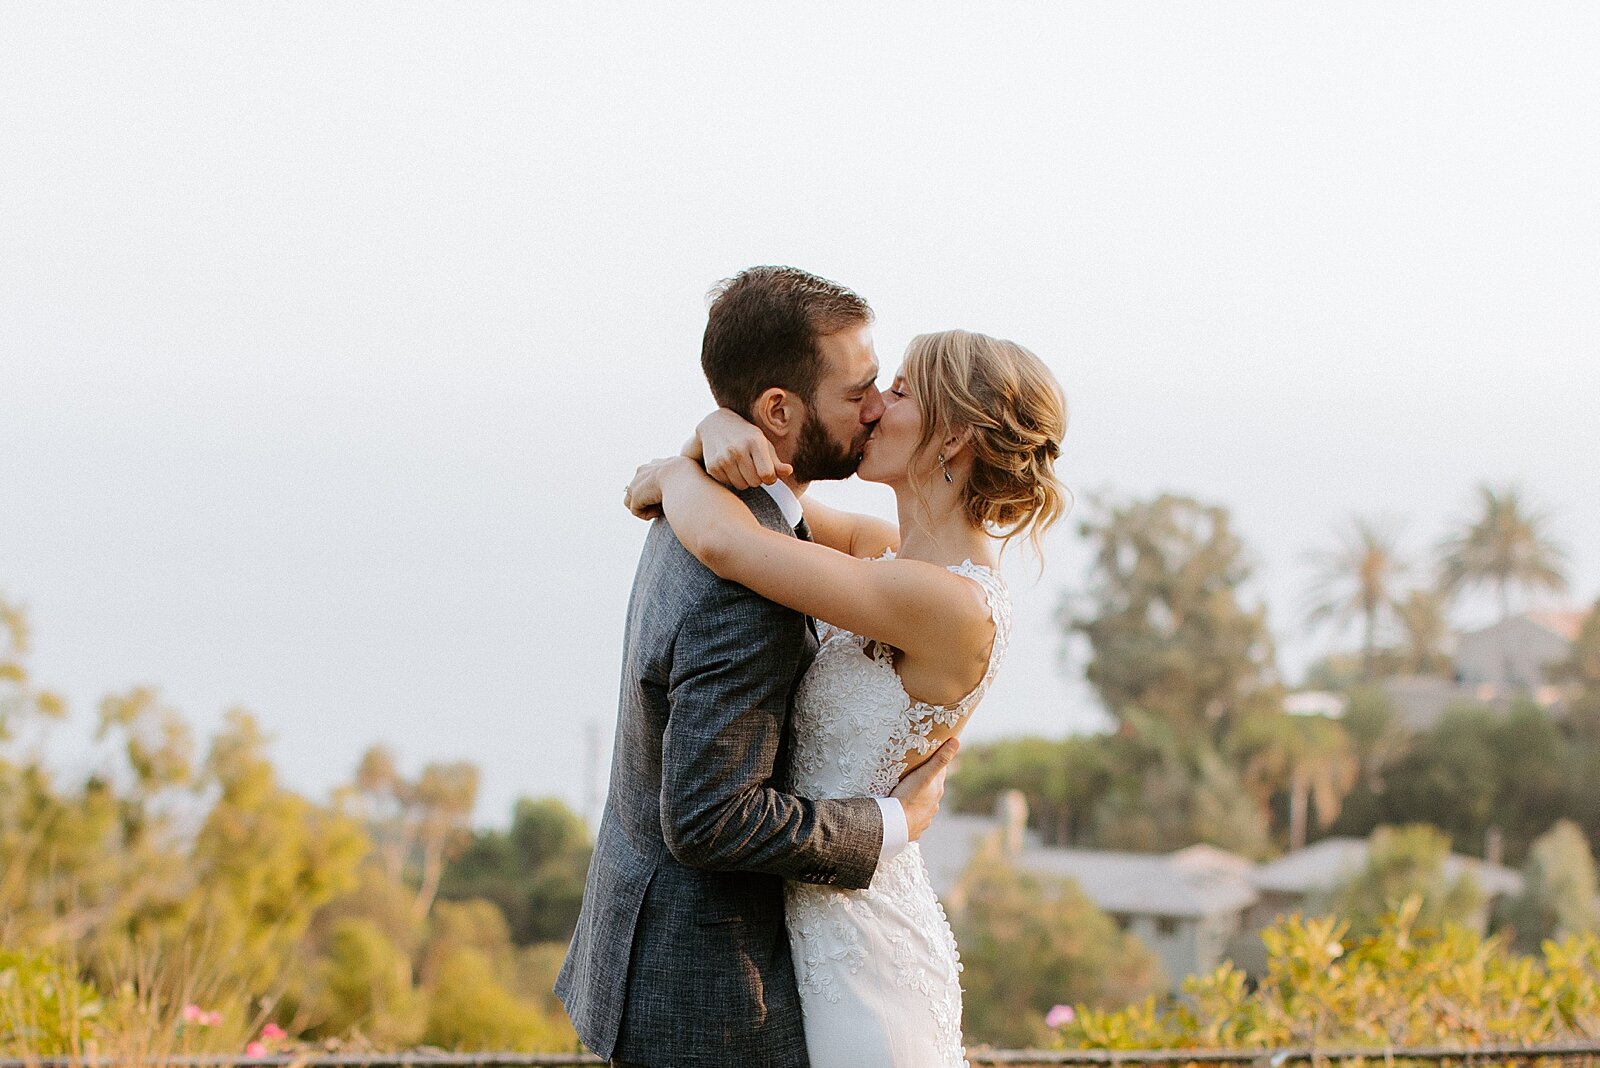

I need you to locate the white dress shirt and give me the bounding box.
[760,482,909,864]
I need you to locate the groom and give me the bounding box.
[556,266,958,1068]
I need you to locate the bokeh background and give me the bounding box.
[4,2,1596,826]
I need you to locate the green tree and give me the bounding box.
[188,710,368,998]
[1089,713,1268,856]
[1553,602,1600,847]
[1340,685,1410,794]
[1551,598,1600,715]
[0,596,66,744]
[1394,588,1455,677]
[1234,711,1357,851]
[1064,493,1279,744]
[1497,819,1600,953]
[1303,516,1409,679]
[310,917,427,1046]
[1320,824,1485,938]
[438,796,592,945]
[950,846,1163,1048]
[1375,705,1502,856]
[1487,700,1569,862]
[345,746,480,922]
[1437,483,1568,625]
[947,736,1113,847]
[418,900,569,1051]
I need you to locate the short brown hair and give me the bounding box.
[701,266,873,417]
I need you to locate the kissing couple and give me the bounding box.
[557,266,1068,1067]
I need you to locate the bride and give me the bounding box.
[625,327,1067,1067]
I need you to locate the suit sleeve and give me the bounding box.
[658,577,883,889]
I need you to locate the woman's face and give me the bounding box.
[856,364,928,485]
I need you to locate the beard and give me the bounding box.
[791,411,868,483]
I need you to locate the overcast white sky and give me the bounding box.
[3,3,1597,826]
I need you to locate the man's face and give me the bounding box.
[790,323,885,484]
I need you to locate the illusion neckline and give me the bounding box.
[875,548,1001,576]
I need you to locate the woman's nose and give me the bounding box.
[863,389,886,422]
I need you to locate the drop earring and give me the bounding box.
[938,454,953,483]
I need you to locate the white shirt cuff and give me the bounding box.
[875,796,909,862]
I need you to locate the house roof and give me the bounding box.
[1526,610,1587,642]
[919,811,1021,898]
[1016,843,1261,919]
[1462,610,1586,644]
[1250,836,1524,898]
[919,811,1259,917]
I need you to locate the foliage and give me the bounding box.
[439,796,592,944]
[309,917,427,1046]
[1303,516,1409,678]
[948,735,1112,846]
[1087,717,1268,856]
[951,725,1271,856]
[422,946,566,1052]
[1498,819,1600,954]
[1319,825,1484,939]
[0,948,102,1056]
[1551,598,1600,700]
[1335,700,1572,866]
[1052,901,1600,1049]
[0,597,66,744]
[190,710,370,997]
[0,595,580,1054]
[1340,685,1411,793]
[1393,588,1455,677]
[950,846,1164,1048]
[1231,709,1357,851]
[345,745,480,923]
[1437,482,1567,622]
[1063,493,1279,744]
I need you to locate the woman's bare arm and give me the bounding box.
[691,409,898,558]
[800,497,900,560]
[628,457,990,663]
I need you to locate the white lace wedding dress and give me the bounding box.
[784,559,1011,1068]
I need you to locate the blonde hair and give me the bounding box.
[904,329,1069,554]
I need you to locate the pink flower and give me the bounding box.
[245,1042,268,1057]
[202,1011,224,1028]
[261,1023,287,1041]
[181,1004,205,1024]
[1046,1003,1077,1028]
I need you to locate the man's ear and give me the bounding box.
[750,387,803,439]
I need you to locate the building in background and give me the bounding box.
[924,794,1524,992]
[1381,610,1583,730]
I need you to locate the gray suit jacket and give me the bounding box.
[555,487,884,1067]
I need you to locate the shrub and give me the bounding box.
[1052,896,1600,1050]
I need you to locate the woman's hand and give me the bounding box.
[695,408,792,490]
[623,456,689,520]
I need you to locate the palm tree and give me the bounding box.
[1394,588,1454,676]
[1437,483,1568,624]
[1237,710,1358,851]
[1304,516,1409,679]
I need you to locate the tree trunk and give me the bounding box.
[1289,765,1309,851]
[1362,611,1377,680]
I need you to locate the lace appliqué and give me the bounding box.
[783,557,1007,1067]
[865,559,1011,799]
[785,882,869,1005]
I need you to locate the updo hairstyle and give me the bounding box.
[903,329,1069,553]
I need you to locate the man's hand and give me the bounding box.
[890,737,959,842]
